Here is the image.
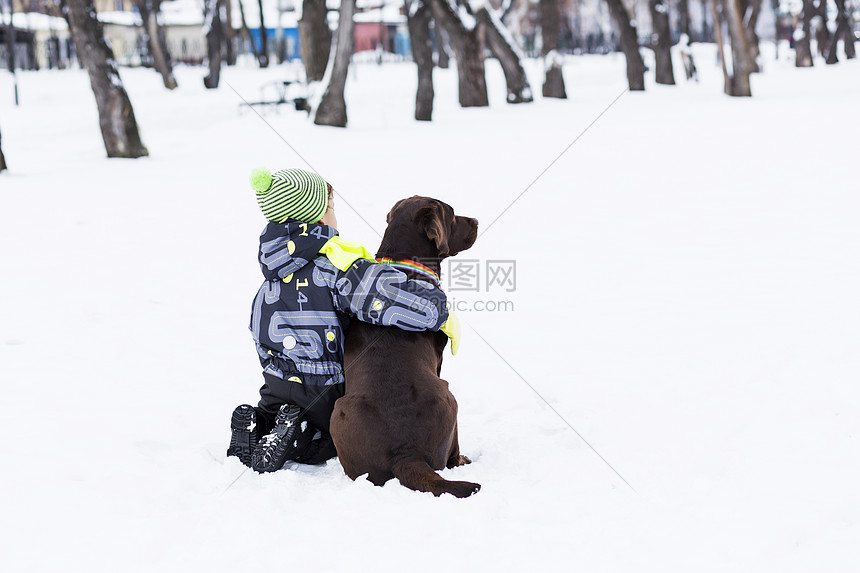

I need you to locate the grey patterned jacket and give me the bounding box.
[250,220,449,388]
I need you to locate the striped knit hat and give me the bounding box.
[250,167,329,223]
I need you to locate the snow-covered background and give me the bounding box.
[2,46,859,571]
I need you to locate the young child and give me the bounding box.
[227,167,458,473]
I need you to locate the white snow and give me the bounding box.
[0,11,68,31]
[1,45,859,571]
[98,11,144,26]
[543,48,564,71]
[230,0,300,29]
[353,7,406,24]
[447,0,476,31]
[159,0,206,27]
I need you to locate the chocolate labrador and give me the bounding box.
[330,196,480,498]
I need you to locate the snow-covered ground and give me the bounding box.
[1,46,859,571]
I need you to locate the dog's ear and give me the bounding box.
[414,204,450,257]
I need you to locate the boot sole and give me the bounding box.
[226,405,257,467]
[251,405,306,473]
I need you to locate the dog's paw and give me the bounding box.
[446,454,473,469]
[445,480,481,498]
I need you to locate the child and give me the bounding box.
[227,167,458,473]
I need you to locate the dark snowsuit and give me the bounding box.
[250,220,449,461]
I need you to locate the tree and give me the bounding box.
[299,0,332,81]
[3,0,15,75]
[741,0,762,73]
[604,0,645,90]
[813,0,831,57]
[678,0,692,39]
[476,6,533,102]
[223,0,236,65]
[648,0,675,84]
[436,26,451,69]
[825,0,857,63]
[711,0,732,93]
[203,0,223,88]
[427,0,488,107]
[314,0,356,127]
[237,0,263,65]
[406,0,435,120]
[66,0,148,157]
[723,0,753,95]
[0,125,7,173]
[135,0,177,89]
[711,0,753,96]
[539,0,566,98]
[795,0,814,67]
[257,0,269,67]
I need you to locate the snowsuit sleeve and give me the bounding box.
[332,258,448,331]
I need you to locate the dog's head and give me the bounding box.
[378,196,478,261]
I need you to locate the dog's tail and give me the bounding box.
[392,459,481,498]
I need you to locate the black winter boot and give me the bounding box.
[226,404,258,467]
[293,432,338,465]
[251,404,314,473]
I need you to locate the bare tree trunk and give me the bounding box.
[257,0,269,67]
[407,0,435,121]
[723,0,753,95]
[1,0,19,103]
[604,0,646,90]
[203,0,223,88]
[315,0,355,127]
[679,0,692,38]
[224,0,236,65]
[238,0,263,64]
[66,0,148,158]
[427,0,488,107]
[437,26,450,68]
[704,0,714,41]
[477,7,533,102]
[795,0,814,66]
[773,0,780,59]
[4,0,15,74]
[813,0,830,57]
[742,0,762,73]
[826,0,857,63]
[0,126,7,173]
[299,0,332,81]
[136,0,177,89]
[711,0,733,93]
[844,0,857,59]
[649,0,676,84]
[539,0,566,98]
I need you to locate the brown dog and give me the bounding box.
[330,196,480,498]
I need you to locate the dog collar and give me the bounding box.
[376,257,441,285]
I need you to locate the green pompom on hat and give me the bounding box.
[249,167,273,193]
[251,167,329,224]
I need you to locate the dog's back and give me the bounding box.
[332,323,479,497]
[330,197,480,498]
